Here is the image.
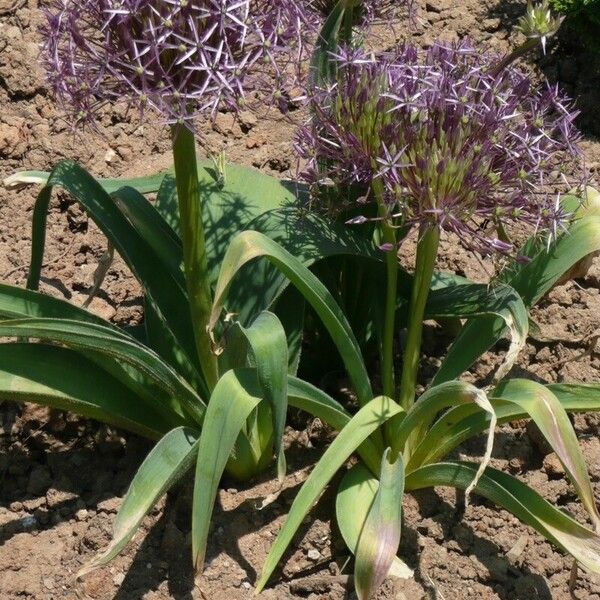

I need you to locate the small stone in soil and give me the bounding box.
[75,509,88,521]
[307,548,321,561]
[43,578,54,590]
[543,453,564,478]
[113,573,125,586]
[21,515,36,529]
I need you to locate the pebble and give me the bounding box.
[43,578,54,590]
[543,453,564,478]
[75,509,88,522]
[113,573,125,586]
[21,515,37,529]
[307,548,321,561]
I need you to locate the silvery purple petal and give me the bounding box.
[296,40,582,256]
[41,0,317,128]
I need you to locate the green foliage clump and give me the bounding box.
[549,0,600,44]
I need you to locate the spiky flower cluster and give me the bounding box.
[42,0,317,127]
[296,42,581,255]
[311,0,412,23]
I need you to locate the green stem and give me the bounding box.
[397,226,440,412]
[489,38,538,77]
[381,225,398,399]
[171,123,219,392]
[372,180,398,400]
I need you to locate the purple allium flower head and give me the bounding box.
[296,41,581,255]
[42,0,317,128]
[311,0,413,23]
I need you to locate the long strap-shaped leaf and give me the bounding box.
[493,379,600,531]
[4,169,169,194]
[336,463,413,583]
[0,283,113,326]
[78,426,201,577]
[430,282,528,385]
[406,462,600,575]
[110,185,202,393]
[233,312,289,480]
[26,160,201,386]
[410,381,600,530]
[209,231,372,407]
[112,186,183,278]
[355,448,405,600]
[0,343,166,439]
[256,396,401,592]
[0,318,205,425]
[192,368,263,572]
[287,376,382,473]
[310,0,347,86]
[396,381,496,498]
[433,215,600,384]
[410,384,600,470]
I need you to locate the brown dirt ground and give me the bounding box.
[1,1,600,599]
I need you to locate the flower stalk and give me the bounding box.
[373,181,399,401]
[171,123,218,392]
[397,226,440,411]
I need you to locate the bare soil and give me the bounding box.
[1,1,600,599]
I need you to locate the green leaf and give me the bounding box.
[112,186,183,279]
[256,396,402,592]
[4,169,169,195]
[355,449,405,600]
[210,231,373,407]
[217,207,376,325]
[152,160,300,248]
[336,464,413,581]
[233,311,289,480]
[546,383,600,411]
[0,318,205,427]
[493,379,600,531]
[26,161,201,387]
[192,368,262,571]
[396,381,497,499]
[154,174,181,237]
[510,215,600,306]
[0,282,112,326]
[431,282,529,385]
[406,462,600,575]
[273,287,305,376]
[78,426,200,576]
[310,0,346,86]
[287,376,382,474]
[199,164,299,281]
[0,343,165,439]
[410,383,600,472]
[433,214,600,384]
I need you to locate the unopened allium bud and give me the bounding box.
[41,1,317,128]
[296,42,581,256]
[517,0,564,52]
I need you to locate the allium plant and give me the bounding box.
[209,36,600,599]
[1,0,327,580]
[3,0,600,596]
[298,41,580,411]
[298,42,579,258]
[42,0,315,127]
